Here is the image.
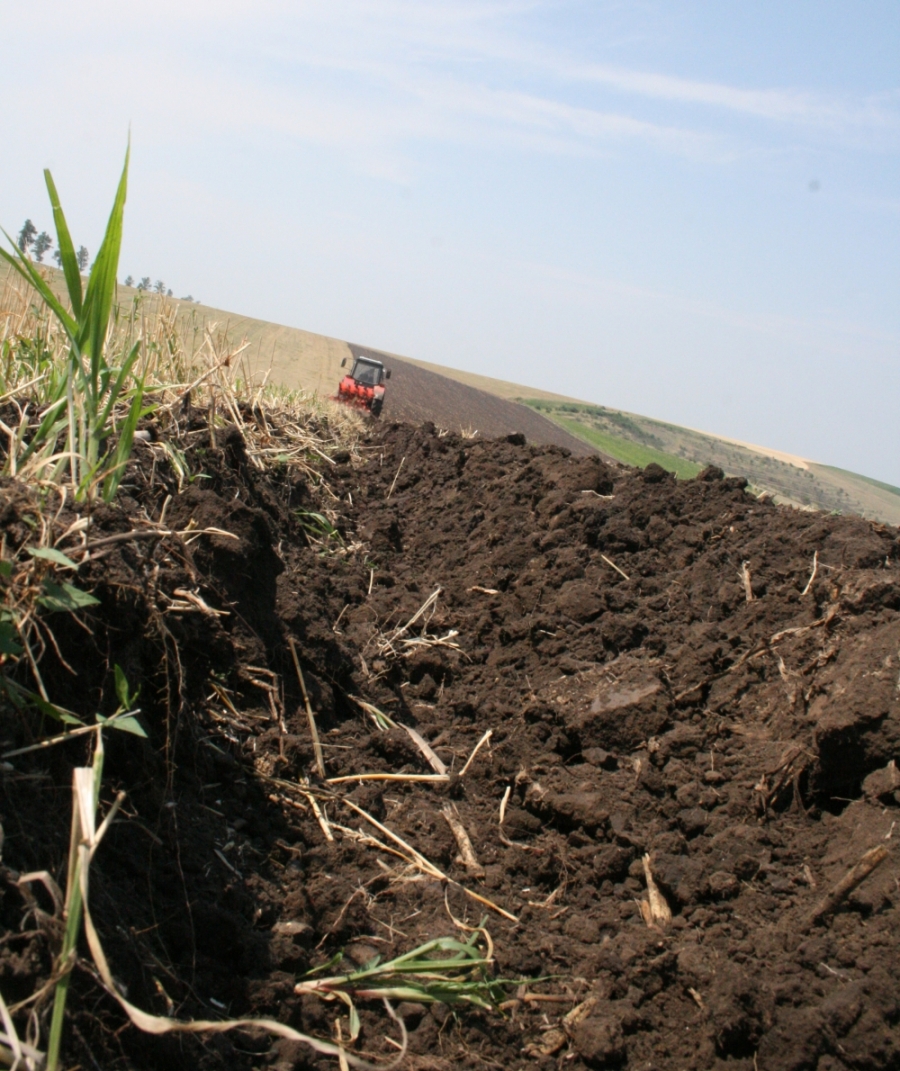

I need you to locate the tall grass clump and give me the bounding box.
[1,141,368,504]
[0,142,147,501]
[0,144,145,503]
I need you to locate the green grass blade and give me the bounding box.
[0,236,78,338]
[100,712,147,737]
[98,340,141,425]
[0,676,83,725]
[78,144,129,391]
[26,546,79,569]
[114,664,130,707]
[101,385,145,501]
[352,983,494,1008]
[44,169,83,318]
[37,579,101,613]
[48,738,103,1071]
[92,722,105,810]
[17,396,68,464]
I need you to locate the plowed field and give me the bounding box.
[348,344,593,455]
[1,413,898,1071]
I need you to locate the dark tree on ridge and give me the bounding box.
[17,220,37,253]
[124,275,134,287]
[32,232,53,262]
[76,246,89,271]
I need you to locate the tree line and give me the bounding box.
[15,219,197,302]
[17,218,87,269]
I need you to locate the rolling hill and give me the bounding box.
[4,265,898,525]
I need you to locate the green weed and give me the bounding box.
[1,144,148,501]
[296,509,344,547]
[295,928,516,1041]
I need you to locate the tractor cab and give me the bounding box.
[335,355,391,416]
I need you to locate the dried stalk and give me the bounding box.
[381,589,442,652]
[288,637,325,779]
[740,560,754,602]
[327,773,449,785]
[340,798,517,922]
[803,845,888,930]
[498,786,511,825]
[640,854,672,929]
[441,804,485,878]
[301,787,335,843]
[401,725,448,776]
[599,554,629,581]
[386,457,405,500]
[459,730,492,778]
[801,551,818,596]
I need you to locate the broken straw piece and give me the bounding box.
[641,854,672,929]
[400,723,448,774]
[442,803,485,878]
[803,845,888,930]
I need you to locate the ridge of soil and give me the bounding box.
[1,415,899,1071]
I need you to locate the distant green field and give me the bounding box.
[521,398,900,522]
[551,415,703,479]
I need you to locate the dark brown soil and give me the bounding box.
[348,343,594,455]
[1,415,898,1071]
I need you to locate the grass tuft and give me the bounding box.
[295,928,518,1041]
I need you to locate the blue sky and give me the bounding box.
[2,1,899,482]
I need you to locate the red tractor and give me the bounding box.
[335,355,391,417]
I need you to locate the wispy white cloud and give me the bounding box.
[3,21,726,185]
[248,2,900,145]
[558,64,900,136]
[9,0,898,173]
